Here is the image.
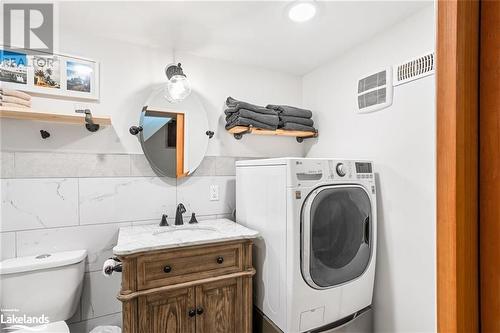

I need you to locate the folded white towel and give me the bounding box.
[0,102,30,109]
[0,95,31,107]
[0,88,31,101]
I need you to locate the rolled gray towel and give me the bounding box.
[225,96,240,107]
[279,116,314,126]
[226,97,276,115]
[266,104,313,118]
[225,106,277,117]
[281,122,316,132]
[226,117,277,131]
[226,109,279,127]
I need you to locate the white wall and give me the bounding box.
[0,25,305,333]
[302,5,436,333]
[1,29,305,157]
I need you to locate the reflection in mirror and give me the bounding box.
[136,87,209,178]
[140,110,185,177]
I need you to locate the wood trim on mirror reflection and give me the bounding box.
[176,113,186,178]
[436,0,479,331]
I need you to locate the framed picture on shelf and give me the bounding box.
[0,46,100,100]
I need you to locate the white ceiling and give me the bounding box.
[59,1,432,75]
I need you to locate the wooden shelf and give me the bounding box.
[227,126,317,142]
[0,107,112,126]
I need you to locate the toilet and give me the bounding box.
[0,250,87,333]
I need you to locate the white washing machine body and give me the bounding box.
[236,158,377,333]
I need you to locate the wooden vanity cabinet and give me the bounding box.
[117,239,254,333]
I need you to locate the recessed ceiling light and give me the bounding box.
[288,1,317,23]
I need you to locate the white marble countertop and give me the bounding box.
[113,218,259,255]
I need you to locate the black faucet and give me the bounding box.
[175,203,186,225]
[159,214,168,227]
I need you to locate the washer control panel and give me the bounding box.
[290,159,374,186]
[354,161,374,180]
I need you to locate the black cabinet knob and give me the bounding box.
[163,265,172,273]
[216,256,224,264]
[196,307,204,315]
[188,309,196,317]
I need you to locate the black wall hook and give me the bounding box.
[75,109,100,132]
[206,130,214,139]
[40,130,50,139]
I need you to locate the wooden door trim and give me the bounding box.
[436,0,480,331]
[479,0,500,331]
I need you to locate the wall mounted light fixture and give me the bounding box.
[164,63,192,102]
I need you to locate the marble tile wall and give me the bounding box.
[0,151,250,332]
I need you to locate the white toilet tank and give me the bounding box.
[0,250,87,323]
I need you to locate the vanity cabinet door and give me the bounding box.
[194,277,243,333]
[138,287,196,333]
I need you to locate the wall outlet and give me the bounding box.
[209,185,219,201]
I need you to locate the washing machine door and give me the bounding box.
[301,185,372,289]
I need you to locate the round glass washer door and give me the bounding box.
[301,185,373,289]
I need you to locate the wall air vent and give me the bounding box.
[394,52,435,86]
[356,67,393,114]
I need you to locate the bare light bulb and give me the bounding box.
[166,75,191,102]
[288,1,317,23]
[164,63,192,102]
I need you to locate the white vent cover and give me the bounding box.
[356,67,393,114]
[394,52,435,86]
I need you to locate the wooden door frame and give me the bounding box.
[436,0,480,332]
[479,0,500,331]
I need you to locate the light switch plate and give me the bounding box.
[209,185,219,201]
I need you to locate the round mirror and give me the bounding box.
[135,86,210,178]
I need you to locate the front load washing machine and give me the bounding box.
[236,158,377,333]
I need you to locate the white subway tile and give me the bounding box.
[14,153,130,178]
[1,152,15,178]
[0,178,79,232]
[191,156,216,176]
[215,157,237,176]
[80,154,130,177]
[81,271,122,320]
[16,222,130,272]
[79,177,176,225]
[129,154,157,177]
[1,232,16,260]
[177,176,235,217]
